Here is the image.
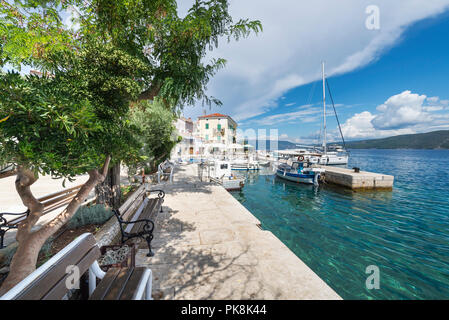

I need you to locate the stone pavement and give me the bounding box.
[136,164,341,300]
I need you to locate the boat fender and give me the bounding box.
[314,174,321,186]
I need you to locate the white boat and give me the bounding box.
[230,158,260,171]
[275,62,349,166]
[258,160,271,167]
[227,147,261,170]
[275,160,325,185]
[308,152,348,165]
[206,160,245,191]
[276,149,346,165]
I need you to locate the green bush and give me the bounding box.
[66,205,113,229]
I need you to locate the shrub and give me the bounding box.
[66,205,114,229]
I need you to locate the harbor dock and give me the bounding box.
[322,166,394,190]
[136,164,341,300]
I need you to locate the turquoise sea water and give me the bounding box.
[230,149,449,299]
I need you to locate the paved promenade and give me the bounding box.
[136,164,341,300]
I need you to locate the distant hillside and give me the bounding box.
[345,130,449,149]
[251,140,298,150]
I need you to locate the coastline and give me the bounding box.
[135,163,341,300]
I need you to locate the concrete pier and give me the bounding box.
[136,164,341,300]
[322,166,394,190]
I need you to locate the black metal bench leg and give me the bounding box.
[0,229,5,249]
[145,234,154,257]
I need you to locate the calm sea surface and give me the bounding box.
[230,149,449,299]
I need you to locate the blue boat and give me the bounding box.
[275,161,325,185]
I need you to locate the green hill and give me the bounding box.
[345,130,449,149]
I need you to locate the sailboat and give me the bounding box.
[313,61,349,165]
[274,62,347,185]
[275,62,349,166]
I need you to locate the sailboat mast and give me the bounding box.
[322,61,327,154]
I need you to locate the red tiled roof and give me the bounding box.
[198,113,229,118]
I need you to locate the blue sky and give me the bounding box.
[239,10,449,143]
[179,0,449,143]
[6,1,449,143]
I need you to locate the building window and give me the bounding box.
[218,135,221,141]
[217,124,221,130]
[206,123,209,129]
[206,135,209,141]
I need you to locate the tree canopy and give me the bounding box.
[0,0,261,292]
[1,0,262,108]
[128,99,180,175]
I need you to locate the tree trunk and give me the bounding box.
[95,162,121,209]
[0,157,110,295]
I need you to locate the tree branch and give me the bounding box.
[38,155,111,239]
[14,167,44,241]
[137,82,161,101]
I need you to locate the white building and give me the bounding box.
[197,113,237,145]
[171,117,204,160]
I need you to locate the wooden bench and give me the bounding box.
[157,160,174,183]
[113,185,165,257]
[0,184,93,248]
[0,233,153,300]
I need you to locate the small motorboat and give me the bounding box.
[207,160,245,191]
[258,160,271,167]
[275,160,325,185]
[230,159,260,171]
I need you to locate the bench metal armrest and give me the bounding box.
[135,268,153,300]
[146,189,165,199]
[88,261,106,296]
[121,218,154,233]
[0,209,29,217]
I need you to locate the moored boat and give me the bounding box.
[275,160,325,185]
[207,160,245,191]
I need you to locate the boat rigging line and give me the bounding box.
[325,78,346,150]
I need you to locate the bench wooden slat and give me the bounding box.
[41,246,101,300]
[40,191,78,208]
[103,268,134,300]
[89,268,121,300]
[119,267,147,300]
[129,199,159,235]
[124,198,148,233]
[5,194,84,226]
[2,233,153,301]
[118,185,146,217]
[15,234,98,300]
[37,185,82,202]
[121,193,146,221]
[42,196,75,214]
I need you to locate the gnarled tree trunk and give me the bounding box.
[95,162,121,209]
[0,157,110,295]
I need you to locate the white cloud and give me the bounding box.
[424,106,444,112]
[428,96,440,103]
[249,104,320,126]
[341,111,377,139]
[372,90,428,129]
[340,90,449,139]
[341,110,417,139]
[179,0,449,122]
